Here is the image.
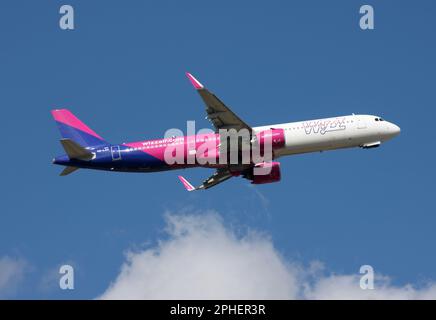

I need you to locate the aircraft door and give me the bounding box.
[111,145,122,161]
[357,117,367,129]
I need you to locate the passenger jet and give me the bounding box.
[52,72,400,190]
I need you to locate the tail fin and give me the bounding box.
[51,109,107,147]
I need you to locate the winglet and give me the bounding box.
[185,72,204,90]
[178,175,196,191]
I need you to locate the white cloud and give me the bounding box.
[0,256,27,298]
[306,274,436,300]
[99,211,436,300]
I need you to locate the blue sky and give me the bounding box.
[0,0,435,299]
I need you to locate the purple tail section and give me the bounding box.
[51,109,108,147]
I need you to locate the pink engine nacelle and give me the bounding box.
[256,128,286,152]
[251,162,281,184]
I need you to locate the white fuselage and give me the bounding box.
[254,114,401,157]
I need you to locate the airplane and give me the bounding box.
[52,72,400,191]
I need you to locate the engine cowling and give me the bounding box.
[256,128,285,151]
[250,162,281,184]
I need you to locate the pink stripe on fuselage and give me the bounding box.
[51,109,103,140]
[123,133,221,165]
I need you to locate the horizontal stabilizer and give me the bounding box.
[60,138,94,160]
[60,166,79,176]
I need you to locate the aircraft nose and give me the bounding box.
[391,123,401,136]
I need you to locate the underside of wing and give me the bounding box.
[178,169,233,191]
[186,72,254,159]
[186,72,252,133]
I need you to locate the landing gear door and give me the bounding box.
[111,145,121,161]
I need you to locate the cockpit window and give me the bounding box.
[375,118,379,121]
[374,117,384,122]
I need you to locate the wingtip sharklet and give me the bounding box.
[185,72,204,90]
[178,175,196,191]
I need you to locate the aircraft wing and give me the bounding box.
[186,72,252,133]
[186,72,254,159]
[178,169,233,191]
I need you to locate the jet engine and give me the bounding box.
[242,162,281,184]
[255,128,285,151]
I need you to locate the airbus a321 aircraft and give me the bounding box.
[52,72,400,191]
